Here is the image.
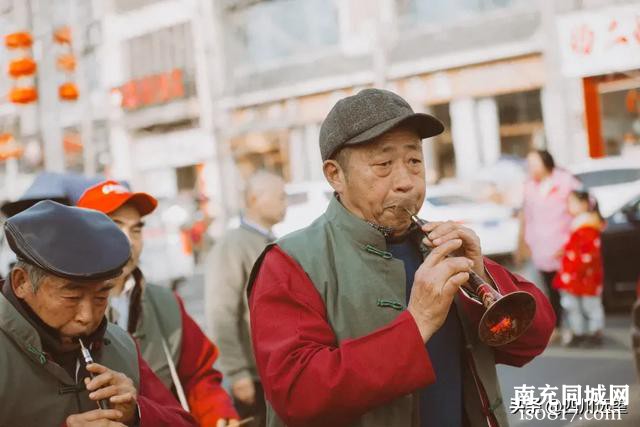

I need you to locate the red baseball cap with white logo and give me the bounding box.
[77,180,157,216]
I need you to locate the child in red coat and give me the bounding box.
[553,190,605,347]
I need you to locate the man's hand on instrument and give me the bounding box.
[85,363,138,425]
[408,238,474,343]
[420,221,490,283]
[66,409,127,427]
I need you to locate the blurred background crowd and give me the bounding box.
[1,1,640,425]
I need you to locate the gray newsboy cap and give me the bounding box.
[319,88,444,161]
[4,200,131,281]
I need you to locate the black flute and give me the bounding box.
[79,338,111,410]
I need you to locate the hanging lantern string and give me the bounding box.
[53,25,79,102]
[4,31,38,105]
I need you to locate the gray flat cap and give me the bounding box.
[319,88,444,161]
[4,200,131,281]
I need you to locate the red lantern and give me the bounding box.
[56,53,76,72]
[53,26,72,45]
[0,134,23,160]
[8,57,37,78]
[9,87,38,104]
[5,32,33,49]
[0,147,24,161]
[59,82,79,101]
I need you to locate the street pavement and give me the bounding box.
[178,263,639,426]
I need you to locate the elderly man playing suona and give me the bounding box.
[248,89,555,427]
[0,201,196,427]
[76,181,239,427]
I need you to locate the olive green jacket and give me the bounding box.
[0,290,140,427]
[107,270,183,391]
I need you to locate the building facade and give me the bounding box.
[2,0,640,225]
[102,0,233,221]
[556,0,640,159]
[215,0,640,188]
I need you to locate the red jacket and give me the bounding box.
[174,294,239,425]
[552,216,603,296]
[249,246,555,427]
[122,271,238,426]
[137,349,198,426]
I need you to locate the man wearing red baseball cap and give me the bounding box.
[78,180,239,427]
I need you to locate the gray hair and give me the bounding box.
[13,260,48,292]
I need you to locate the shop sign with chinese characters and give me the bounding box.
[557,5,640,77]
[116,69,186,111]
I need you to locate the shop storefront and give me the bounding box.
[558,3,640,159]
[392,54,545,179]
[227,92,337,181]
[226,54,547,183]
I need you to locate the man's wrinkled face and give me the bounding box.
[109,203,144,277]
[12,269,113,349]
[325,128,426,236]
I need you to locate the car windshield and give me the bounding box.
[426,195,475,206]
[576,168,640,188]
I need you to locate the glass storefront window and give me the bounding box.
[231,130,290,180]
[430,103,456,180]
[228,0,339,68]
[126,23,195,82]
[496,89,543,158]
[396,0,525,28]
[599,81,640,157]
[114,0,163,14]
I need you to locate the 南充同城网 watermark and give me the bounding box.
[510,384,629,422]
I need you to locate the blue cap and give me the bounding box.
[4,200,131,281]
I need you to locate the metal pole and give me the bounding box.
[191,0,232,231]
[537,0,574,164]
[372,0,386,88]
[33,0,65,172]
[372,0,396,89]
[70,0,96,176]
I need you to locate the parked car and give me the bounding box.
[273,181,518,257]
[418,184,519,257]
[569,157,640,217]
[568,158,640,309]
[471,155,527,209]
[601,192,640,309]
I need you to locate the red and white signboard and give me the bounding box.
[557,4,640,77]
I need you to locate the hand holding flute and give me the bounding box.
[406,234,474,343]
[404,209,536,346]
[75,338,138,425]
